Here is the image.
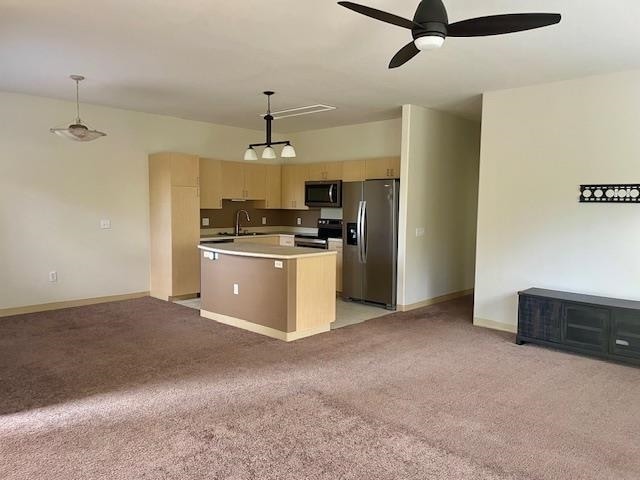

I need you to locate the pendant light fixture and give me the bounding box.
[50,75,106,142]
[243,91,296,161]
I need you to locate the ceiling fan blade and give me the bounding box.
[338,1,418,30]
[389,42,420,69]
[447,13,561,37]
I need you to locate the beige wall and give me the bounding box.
[0,91,263,310]
[397,105,481,307]
[474,70,640,331]
[288,118,402,163]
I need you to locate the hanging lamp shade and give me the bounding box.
[262,146,276,159]
[50,75,106,142]
[243,147,258,161]
[281,143,297,158]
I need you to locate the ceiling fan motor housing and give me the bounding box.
[413,0,448,39]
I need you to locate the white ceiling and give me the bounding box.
[2,0,640,132]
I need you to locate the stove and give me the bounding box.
[294,219,342,249]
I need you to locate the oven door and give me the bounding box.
[305,181,342,208]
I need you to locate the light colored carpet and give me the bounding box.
[1,296,639,479]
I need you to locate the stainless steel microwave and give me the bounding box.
[305,180,342,208]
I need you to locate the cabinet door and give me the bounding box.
[171,154,199,186]
[328,241,343,293]
[264,164,282,209]
[220,161,245,199]
[342,159,366,182]
[518,295,562,342]
[562,303,609,353]
[387,157,401,178]
[244,163,266,200]
[324,162,343,181]
[171,186,200,296]
[199,158,222,209]
[365,157,400,179]
[282,164,309,210]
[307,163,326,181]
[610,309,640,359]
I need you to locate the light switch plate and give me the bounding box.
[274,260,283,269]
[202,218,210,227]
[416,227,425,237]
[48,271,58,282]
[100,219,111,229]
[296,217,302,226]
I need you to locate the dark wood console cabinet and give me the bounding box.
[517,288,640,366]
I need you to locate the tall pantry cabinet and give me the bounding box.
[149,153,201,300]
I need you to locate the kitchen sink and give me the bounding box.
[214,232,269,237]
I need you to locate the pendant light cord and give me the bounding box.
[75,79,81,124]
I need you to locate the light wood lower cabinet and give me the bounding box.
[149,153,200,300]
[328,239,343,293]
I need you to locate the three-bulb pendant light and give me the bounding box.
[244,91,296,161]
[50,75,106,142]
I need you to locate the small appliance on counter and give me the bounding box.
[305,180,342,208]
[295,219,342,250]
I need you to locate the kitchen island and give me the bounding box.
[198,242,337,341]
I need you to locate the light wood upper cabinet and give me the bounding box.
[244,163,266,200]
[220,162,267,200]
[341,159,366,182]
[220,161,246,199]
[282,164,309,210]
[263,164,282,209]
[199,158,222,209]
[365,157,401,179]
[170,153,199,186]
[308,162,343,181]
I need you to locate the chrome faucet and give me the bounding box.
[235,209,250,236]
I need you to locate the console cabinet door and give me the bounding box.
[518,295,562,342]
[610,309,640,359]
[562,303,609,353]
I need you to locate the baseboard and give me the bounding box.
[397,289,474,312]
[0,292,150,318]
[473,317,517,334]
[200,309,331,342]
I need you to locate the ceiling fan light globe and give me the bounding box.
[414,35,445,51]
[261,146,277,160]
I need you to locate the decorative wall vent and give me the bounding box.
[580,184,640,203]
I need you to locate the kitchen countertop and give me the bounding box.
[200,232,294,241]
[198,242,337,260]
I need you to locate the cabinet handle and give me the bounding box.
[197,176,200,186]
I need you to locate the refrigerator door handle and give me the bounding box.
[361,200,368,263]
[356,200,364,263]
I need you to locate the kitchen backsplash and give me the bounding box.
[201,200,321,229]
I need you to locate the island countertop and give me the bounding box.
[198,242,337,260]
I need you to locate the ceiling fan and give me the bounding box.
[338,0,561,68]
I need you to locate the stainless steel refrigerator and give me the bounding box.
[342,179,399,310]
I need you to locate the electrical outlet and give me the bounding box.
[416,227,426,237]
[48,271,58,282]
[100,219,111,229]
[233,283,239,295]
[202,217,210,227]
[262,217,267,225]
[296,217,302,226]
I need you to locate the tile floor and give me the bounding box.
[174,297,390,330]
